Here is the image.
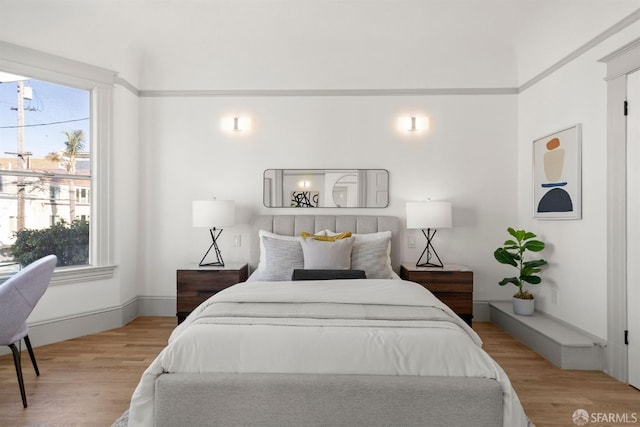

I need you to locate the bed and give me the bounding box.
[127,215,531,427]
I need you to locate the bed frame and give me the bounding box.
[153,215,504,427]
[154,373,502,427]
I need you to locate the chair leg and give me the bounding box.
[23,335,39,376]
[9,343,27,408]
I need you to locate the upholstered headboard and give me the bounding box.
[250,215,401,273]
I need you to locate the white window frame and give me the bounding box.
[0,41,116,285]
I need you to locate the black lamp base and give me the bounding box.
[199,227,225,267]
[415,228,444,268]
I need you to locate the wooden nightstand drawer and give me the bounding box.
[433,292,473,314]
[400,264,474,327]
[177,270,245,292]
[403,271,472,293]
[176,263,248,323]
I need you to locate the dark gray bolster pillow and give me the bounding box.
[291,269,367,281]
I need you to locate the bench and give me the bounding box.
[488,301,605,370]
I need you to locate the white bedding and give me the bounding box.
[128,279,531,427]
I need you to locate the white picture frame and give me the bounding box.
[532,124,582,220]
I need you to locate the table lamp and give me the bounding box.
[406,201,452,267]
[192,199,235,267]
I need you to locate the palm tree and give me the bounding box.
[47,130,85,222]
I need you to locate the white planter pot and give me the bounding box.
[512,297,535,316]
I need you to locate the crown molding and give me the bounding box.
[113,75,140,96]
[129,87,518,97]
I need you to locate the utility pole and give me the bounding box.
[16,80,25,231]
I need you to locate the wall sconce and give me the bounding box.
[298,180,311,188]
[399,116,429,132]
[222,116,251,133]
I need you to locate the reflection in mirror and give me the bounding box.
[263,169,389,208]
[332,174,357,207]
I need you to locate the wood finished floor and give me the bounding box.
[0,318,638,427]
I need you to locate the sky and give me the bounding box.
[0,76,90,158]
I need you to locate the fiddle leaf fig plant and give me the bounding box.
[494,227,547,300]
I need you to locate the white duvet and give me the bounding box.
[128,279,532,427]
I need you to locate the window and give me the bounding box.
[0,76,91,267]
[76,187,90,204]
[0,41,115,284]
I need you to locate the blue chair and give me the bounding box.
[0,255,57,408]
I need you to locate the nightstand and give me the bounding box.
[176,263,249,324]
[400,263,474,326]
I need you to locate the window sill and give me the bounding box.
[50,265,118,286]
[0,265,117,286]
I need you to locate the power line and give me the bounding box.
[0,117,89,129]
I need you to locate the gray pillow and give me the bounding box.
[298,237,355,270]
[257,236,304,281]
[351,234,393,279]
[256,229,303,270]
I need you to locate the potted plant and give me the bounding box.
[494,227,547,316]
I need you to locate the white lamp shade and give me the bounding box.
[192,200,235,228]
[406,201,452,229]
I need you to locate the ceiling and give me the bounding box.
[0,0,639,89]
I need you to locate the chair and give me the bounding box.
[0,255,57,408]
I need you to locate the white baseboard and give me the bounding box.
[0,296,176,356]
[472,301,491,322]
[138,296,176,317]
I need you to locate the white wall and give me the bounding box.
[112,86,142,303]
[138,94,519,300]
[518,20,640,340]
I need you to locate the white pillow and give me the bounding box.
[325,230,393,279]
[298,236,355,270]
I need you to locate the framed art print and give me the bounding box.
[532,124,582,220]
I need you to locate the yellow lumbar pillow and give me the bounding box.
[300,231,352,242]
